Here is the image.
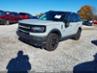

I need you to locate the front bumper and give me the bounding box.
[16,30,47,47]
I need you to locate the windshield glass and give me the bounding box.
[39,11,65,21]
[39,14,47,20]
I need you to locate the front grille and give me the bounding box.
[19,23,31,32]
[18,23,46,33]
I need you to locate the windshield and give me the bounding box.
[39,14,47,20]
[39,11,65,21]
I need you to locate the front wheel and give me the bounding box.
[44,33,59,51]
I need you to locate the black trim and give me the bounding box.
[16,30,47,47]
[19,23,46,33]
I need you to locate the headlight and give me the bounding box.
[31,26,46,33]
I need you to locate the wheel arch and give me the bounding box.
[48,29,62,40]
[78,27,82,31]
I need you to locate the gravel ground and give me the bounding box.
[0,24,97,72]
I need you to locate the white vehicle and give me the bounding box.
[17,11,82,51]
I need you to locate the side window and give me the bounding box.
[72,14,76,22]
[64,13,71,28]
[70,14,74,22]
[69,13,76,22]
[69,13,81,22]
[64,13,80,28]
[73,14,81,22]
[66,13,74,22]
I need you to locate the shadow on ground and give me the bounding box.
[91,40,97,46]
[73,53,97,73]
[6,51,31,73]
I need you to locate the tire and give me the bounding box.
[44,33,59,51]
[73,28,82,40]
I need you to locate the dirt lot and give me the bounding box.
[0,24,97,72]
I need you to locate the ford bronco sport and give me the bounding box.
[17,11,82,51]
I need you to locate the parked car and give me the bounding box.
[0,10,6,17]
[0,11,20,25]
[5,12,20,24]
[0,11,38,25]
[17,11,82,51]
[93,20,97,25]
[82,20,92,26]
[19,12,38,20]
[0,10,7,25]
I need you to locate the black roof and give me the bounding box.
[47,10,75,14]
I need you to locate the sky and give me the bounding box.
[0,0,97,15]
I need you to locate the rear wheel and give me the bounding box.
[44,33,59,51]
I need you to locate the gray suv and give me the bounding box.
[17,11,82,51]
